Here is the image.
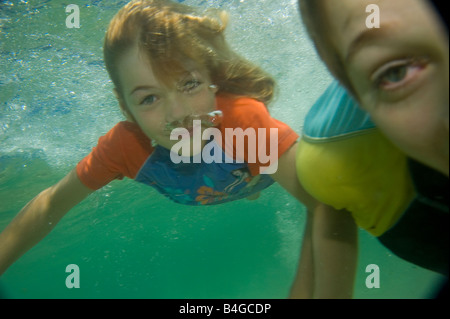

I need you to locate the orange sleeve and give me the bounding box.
[76,121,152,190]
[217,95,299,176]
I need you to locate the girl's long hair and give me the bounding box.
[104,0,276,105]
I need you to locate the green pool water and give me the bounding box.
[0,0,445,299]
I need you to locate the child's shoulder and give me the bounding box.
[114,120,143,133]
[216,93,292,134]
[100,121,152,154]
[109,121,149,140]
[216,94,268,121]
[303,81,375,141]
[216,93,265,108]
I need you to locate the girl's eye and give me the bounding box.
[140,94,158,105]
[372,59,425,91]
[179,79,202,93]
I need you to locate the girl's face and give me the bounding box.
[115,45,218,153]
[323,0,449,176]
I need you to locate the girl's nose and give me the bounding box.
[165,93,191,125]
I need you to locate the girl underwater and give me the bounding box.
[0,0,358,298]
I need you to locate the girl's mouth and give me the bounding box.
[165,110,223,135]
[169,122,201,138]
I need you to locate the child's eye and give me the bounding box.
[179,79,203,93]
[372,59,425,91]
[140,94,158,105]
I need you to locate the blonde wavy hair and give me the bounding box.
[104,0,276,105]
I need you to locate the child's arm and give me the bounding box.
[271,142,358,298]
[307,205,357,299]
[289,209,315,298]
[0,168,94,276]
[288,205,358,299]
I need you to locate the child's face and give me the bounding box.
[323,0,449,176]
[115,45,218,152]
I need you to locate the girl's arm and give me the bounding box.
[289,209,314,299]
[309,205,358,299]
[288,205,358,299]
[271,142,358,299]
[0,168,94,276]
